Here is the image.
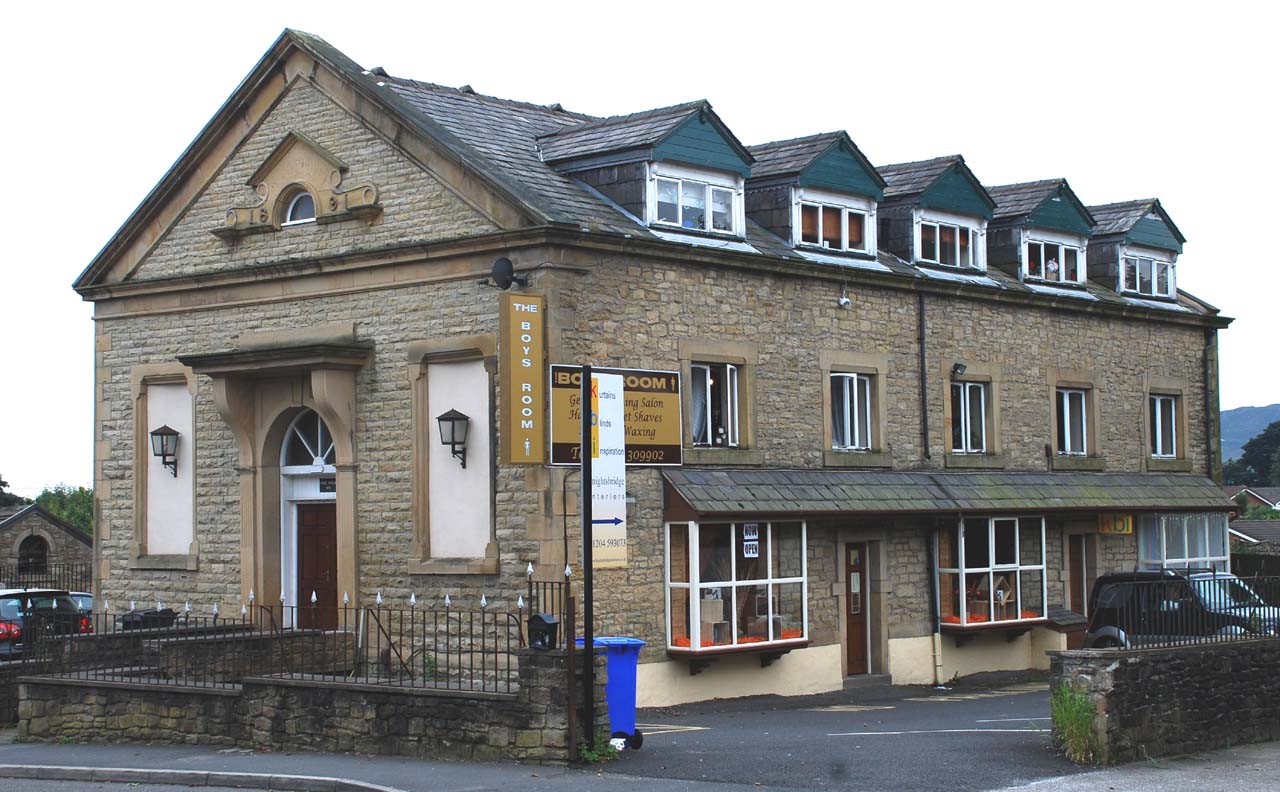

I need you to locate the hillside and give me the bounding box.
[1222,403,1280,461]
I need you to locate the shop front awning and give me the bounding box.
[662,469,1234,518]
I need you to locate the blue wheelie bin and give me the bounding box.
[576,636,647,749]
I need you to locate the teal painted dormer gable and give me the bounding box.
[1127,212,1184,254]
[919,164,995,220]
[653,110,753,177]
[798,142,885,201]
[1027,185,1094,237]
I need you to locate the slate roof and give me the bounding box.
[0,504,92,545]
[1089,199,1157,236]
[1227,486,1280,507]
[1230,520,1280,544]
[878,155,965,199]
[536,101,705,163]
[747,132,845,178]
[663,469,1233,516]
[988,180,1062,220]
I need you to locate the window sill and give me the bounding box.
[129,554,198,571]
[667,638,808,655]
[650,224,743,241]
[943,452,1008,470]
[1051,455,1106,472]
[1146,457,1193,473]
[683,448,764,466]
[824,450,893,468]
[939,618,1047,632]
[409,558,500,576]
[797,244,875,260]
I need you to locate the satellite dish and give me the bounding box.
[480,257,528,290]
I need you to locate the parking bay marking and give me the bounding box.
[904,683,1047,703]
[806,705,896,713]
[829,728,1050,737]
[635,723,710,736]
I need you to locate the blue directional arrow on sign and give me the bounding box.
[591,517,623,526]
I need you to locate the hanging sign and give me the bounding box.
[590,373,628,569]
[499,294,545,464]
[550,365,681,465]
[1098,513,1134,535]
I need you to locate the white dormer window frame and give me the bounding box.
[647,162,744,237]
[1119,245,1177,299]
[1023,228,1087,286]
[792,187,877,254]
[914,208,986,271]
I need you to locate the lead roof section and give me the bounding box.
[664,469,1233,516]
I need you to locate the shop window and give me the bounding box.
[951,381,988,454]
[666,520,807,650]
[1138,513,1228,571]
[1056,388,1088,456]
[1122,255,1175,298]
[831,372,873,451]
[691,362,739,447]
[1149,394,1178,458]
[936,516,1046,626]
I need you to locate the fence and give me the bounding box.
[11,600,556,695]
[0,562,92,593]
[1084,573,1280,650]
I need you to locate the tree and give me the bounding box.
[35,485,93,535]
[1230,419,1280,487]
[0,474,29,508]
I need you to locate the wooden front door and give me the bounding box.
[297,503,338,629]
[845,542,869,675]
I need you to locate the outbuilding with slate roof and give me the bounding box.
[72,29,1234,709]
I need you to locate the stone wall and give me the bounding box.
[0,509,92,570]
[19,648,606,763]
[1050,641,1280,764]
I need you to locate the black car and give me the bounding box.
[0,588,91,660]
[1082,569,1280,649]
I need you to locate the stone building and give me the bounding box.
[74,30,1233,706]
[0,504,92,586]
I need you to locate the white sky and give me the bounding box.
[1,1,1276,498]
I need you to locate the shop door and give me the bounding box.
[297,503,338,629]
[845,543,869,675]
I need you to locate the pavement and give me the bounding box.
[1,674,1279,791]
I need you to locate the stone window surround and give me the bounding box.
[941,360,1007,470]
[678,338,762,466]
[129,362,200,571]
[408,334,500,576]
[1143,375,1192,473]
[819,350,892,468]
[1047,368,1105,472]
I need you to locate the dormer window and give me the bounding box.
[1121,254,1175,298]
[283,191,317,226]
[921,221,972,267]
[1025,238,1084,285]
[798,200,870,254]
[649,163,743,236]
[656,177,734,232]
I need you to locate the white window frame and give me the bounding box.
[691,362,739,448]
[648,162,743,236]
[915,208,986,270]
[1149,394,1178,458]
[934,516,1048,626]
[792,187,877,254]
[1138,513,1229,572]
[831,372,873,450]
[1024,229,1087,285]
[1056,388,1088,456]
[1119,246,1176,298]
[665,520,808,652]
[282,191,317,226]
[951,381,987,454]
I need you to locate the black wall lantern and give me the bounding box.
[435,409,470,468]
[951,362,968,379]
[149,424,180,477]
[527,612,560,649]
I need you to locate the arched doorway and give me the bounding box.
[280,409,338,629]
[18,534,49,575]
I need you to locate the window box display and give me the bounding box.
[935,516,1047,629]
[666,520,808,654]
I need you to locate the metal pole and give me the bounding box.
[580,363,595,743]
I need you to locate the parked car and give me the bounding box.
[1083,569,1280,649]
[70,592,94,614]
[0,588,91,660]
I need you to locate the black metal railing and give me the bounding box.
[527,576,570,645]
[9,602,526,694]
[0,562,92,593]
[1084,574,1280,650]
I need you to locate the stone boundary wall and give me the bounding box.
[18,649,607,763]
[1049,641,1280,764]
